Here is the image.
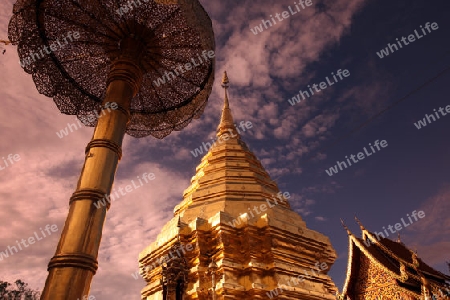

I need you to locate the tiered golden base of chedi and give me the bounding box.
[139,72,338,299]
[339,219,450,300]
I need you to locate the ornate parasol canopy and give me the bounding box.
[8,0,215,138]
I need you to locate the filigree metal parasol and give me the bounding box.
[8,0,215,299]
[8,0,215,138]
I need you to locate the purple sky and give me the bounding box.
[1,0,449,299]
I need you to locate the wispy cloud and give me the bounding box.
[403,185,450,267]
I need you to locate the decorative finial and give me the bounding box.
[396,232,402,243]
[216,71,239,138]
[221,71,230,109]
[354,216,365,230]
[222,71,229,88]
[177,215,182,242]
[340,219,351,235]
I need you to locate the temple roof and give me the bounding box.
[174,71,290,223]
[341,219,450,298]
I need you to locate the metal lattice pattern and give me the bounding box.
[8,0,215,138]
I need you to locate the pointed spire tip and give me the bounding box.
[217,71,239,138]
[354,216,365,230]
[222,71,229,88]
[340,218,351,235]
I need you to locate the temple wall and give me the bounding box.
[353,255,419,300]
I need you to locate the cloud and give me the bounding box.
[288,192,318,217]
[403,185,450,267]
[301,112,340,139]
[201,0,370,141]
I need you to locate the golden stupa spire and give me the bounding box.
[217,71,239,138]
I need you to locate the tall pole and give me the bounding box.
[41,38,144,300]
